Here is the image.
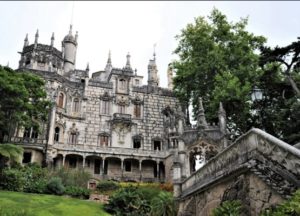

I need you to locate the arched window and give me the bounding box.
[119,79,126,90]
[73,98,80,112]
[57,93,64,108]
[134,104,141,118]
[54,127,60,142]
[133,138,141,149]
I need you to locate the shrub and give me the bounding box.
[46,177,65,195]
[260,190,300,216]
[0,168,26,191]
[50,167,91,188]
[104,186,151,216]
[65,186,91,199]
[150,191,176,216]
[212,200,242,216]
[97,180,119,192]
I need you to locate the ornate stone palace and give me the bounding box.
[11,26,226,183]
[9,26,300,215]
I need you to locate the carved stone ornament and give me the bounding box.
[116,95,129,106]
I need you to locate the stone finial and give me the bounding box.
[218,102,226,116]
[34,29,39,45]
[75,31,78,42]
[197,97,208,129]
[153,43,156,61]
[24,33,29,47]
[125,52,131,69]
[51,32,55,46]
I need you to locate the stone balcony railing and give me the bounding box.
[53,143,168,158]
[180,128,300,198]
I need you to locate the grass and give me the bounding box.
[0,190,110,216]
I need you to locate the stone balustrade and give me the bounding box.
[180,128,300,198]
[53,143,168,158]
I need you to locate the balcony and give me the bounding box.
[112,113,132,125]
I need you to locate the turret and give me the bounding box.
[147,52,159,87]
[105,50,112,72]
[62,25,78,73]
[125,52,131,69]
[167,63,174,90]
[197,97,208,129]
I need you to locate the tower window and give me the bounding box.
[57,93,64,108]
[134,104,141,118]
[124,161,131,172]
[73,98,80,112]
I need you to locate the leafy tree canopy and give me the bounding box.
[172,8,266,136]
[0,65,51,142]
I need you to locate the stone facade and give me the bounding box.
[12,26,190,183]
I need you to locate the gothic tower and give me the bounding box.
[62,25,78,73]
[147,52,159,87]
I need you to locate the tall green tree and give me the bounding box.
[0,65,51,142]
[0,144,23,168]
[172,8,266,136]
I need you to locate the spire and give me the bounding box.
[69,24,73,35]
[125,52,131,69]
[86,62,89,71]
[197,97,208,129]
[153,43,156,61]
[34,29,39,45]
[6,62,9,67]
[107,50,112,64]
[51,32,55,47]
[24,33,29,47]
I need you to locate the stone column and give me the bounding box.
[121,159,124,180]
[102,158,105,176]
[62,155,66,167]
[82,156,86,168]
[156,161,160,181]
[47,105,57,145]
[139,160,142,181]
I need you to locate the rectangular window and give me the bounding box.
[124,161,131,172]
[154,141,161,151]
[133,139,141,149]
[73,98,80,112]
[102,101,110,114]
[99,135,109,147]
[70,133,77,145]
[134,104,141,118]
[119,105,125,114]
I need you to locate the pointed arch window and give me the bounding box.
[54,127,60,142]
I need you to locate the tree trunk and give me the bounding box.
[286,74,300,97]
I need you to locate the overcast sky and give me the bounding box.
[1,1,300,88]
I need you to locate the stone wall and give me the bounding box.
[178,173,283,216]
